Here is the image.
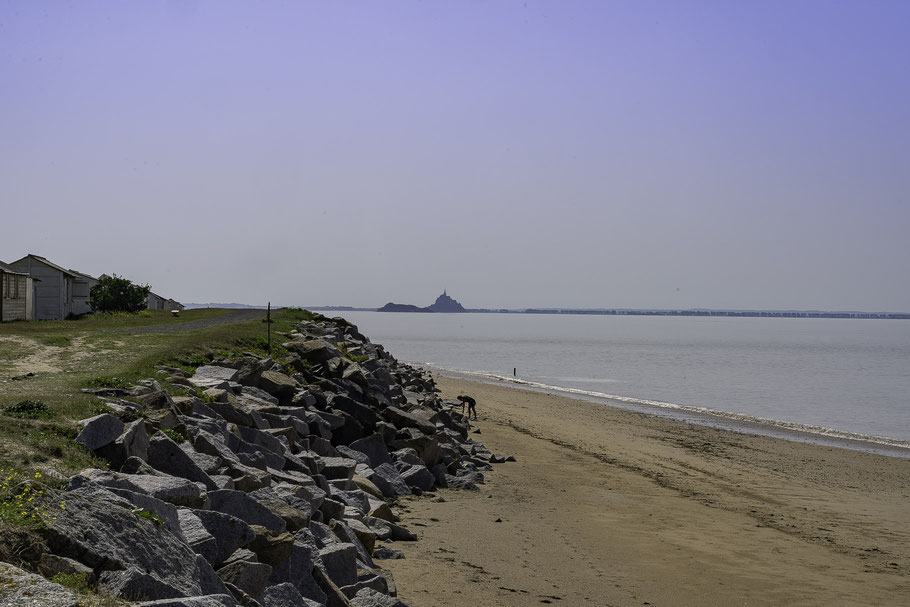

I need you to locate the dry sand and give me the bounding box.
[381,376,910,607]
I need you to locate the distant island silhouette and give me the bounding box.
[378,290,466,313]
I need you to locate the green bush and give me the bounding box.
[51,572,90,593]
[3,400,54,419]
[0,470,65,529]
[90,275,151,314]
[131,508,163,526]
[161,428,184,443]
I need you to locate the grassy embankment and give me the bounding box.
[0,307,318,600]
[0,307,320,475]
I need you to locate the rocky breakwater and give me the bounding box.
[6,315,510,607]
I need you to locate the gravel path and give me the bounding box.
[111,309,267,334]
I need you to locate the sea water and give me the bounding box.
[332,312,910,454]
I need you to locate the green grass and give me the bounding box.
[0,308,231,337]
[3,400,55,420]
[335,342,369,364]
[51,571,90,593]
[0,307,312,478]
[131,507,164,526]
[35,334,73,348]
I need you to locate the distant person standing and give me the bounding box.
[457,394,477,420]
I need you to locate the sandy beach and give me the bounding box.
[382,375,910,607]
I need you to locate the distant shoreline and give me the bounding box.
[305,306,910,319]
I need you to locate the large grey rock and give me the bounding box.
[238,426,289,458]
[342,517,378,552]
[268,541,326,604]
[75,413,124,451]
[320,457,357,481]
[208,399,256,428]
[311,565,354,607]
[445,474,479,490]
[342,362,369,389]
[37,553,95,583]
[216,560,272,598]
[190,366,240,389]
[120,455,163,475]
[44,485,229,600]
[390,429,441,468]
[390,449,423,468]
[261,582,323,607]
[328,395,379,429]
[179,509,220,564]
[240,385,280,405]
[148,433,219,490]
[191,509,256,566]
[330,519,374,567]
[381,407,435,436]
[340,575,389,600]
[282,339,344,364]
[330,410,366,445]
[362,517,416,542]
[97,418,150,468]
[180,443,224,476]
[258,370,298,400]
[125,472,207,508]
[193,430,243,466]
[368,464,410,498]
[318,543,359,588]
[216,356,269,387]
[134,597,238,607]
[235,437,286,470]
[336,446,370,467]
[67,477,184,539]
[350,588,409,607]
[98,567,187,601]
[350,475,383,500]
[246,528,295,569]
[398,465,435,491]
[254,498,310,532]
[208,489,288,533]
[330,488,370,515]
[348,434,393,469]
[0,561,78,606]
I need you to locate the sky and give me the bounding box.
[2,1,909,311]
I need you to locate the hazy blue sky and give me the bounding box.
[2,1,909,311]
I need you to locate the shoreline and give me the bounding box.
[382,374,910,606]
[419,365,910,459]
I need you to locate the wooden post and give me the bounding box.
[267,302,271,355]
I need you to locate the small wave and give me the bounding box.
[418,363,910,452]
[536,376,623,384]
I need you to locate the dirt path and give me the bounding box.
[110,308,266,334]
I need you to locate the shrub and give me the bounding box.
[3,400,54,420]
[51,572,90,593]
[90,275,151,314]
[131,508,163,526]
[161,428,184,443]
[335,343,368,364]
[0,469,65,529]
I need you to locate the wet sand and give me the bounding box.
[381,376,910,607]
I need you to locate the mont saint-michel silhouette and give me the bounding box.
[377,291,466,313]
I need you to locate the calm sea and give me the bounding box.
[333,312,910,454]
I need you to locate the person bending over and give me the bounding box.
[457,394,477,420]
